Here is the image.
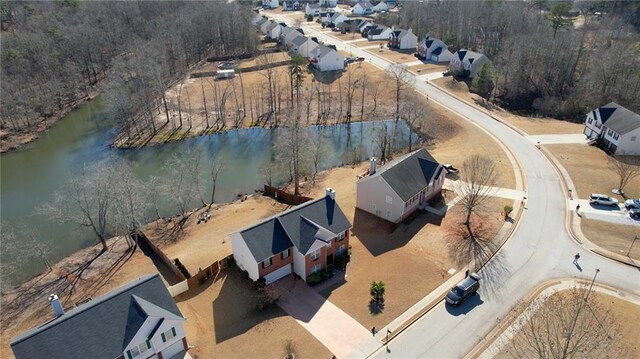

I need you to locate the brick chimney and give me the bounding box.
[49,294,64,317]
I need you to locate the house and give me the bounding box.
[388,28,417,50]
[283,0,302,11]
[329,12,349,27]
[318,11,334,23]
[320,0,338,7]
[584,102,640,155]
[356,149,445,224]
[305,3,321,16]
[262,0,279,9]
[281,27,305,46]
[367,25,393,40]
[10,275,187,359]
[266,21,284,39]
[352,0,374,15]
[449,49,488,78]
[358,20,374,33]
[373,0,389,12]
[291,36,319,58]
[252,13,264,25]
[417,35,453,62]
[259,19,273,34]
[310,44,345,71]
[231,189,352,284]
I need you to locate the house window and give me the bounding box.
[337,231,346,241]
[613,133,619,140]
[588,118,593,124]
[311,263,322,273]
[596,123,602,128]
[385,195,393,204]
[608,129,613,136]
[161,327,177,343]
[263,257,272,268]
[311,248,321,261]
[281,249,290,260]
[126,341,151,359]
[336,245,346,255]
[631,136,637,142]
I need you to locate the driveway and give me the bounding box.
[572,199,640,226]
[276,276,371,358]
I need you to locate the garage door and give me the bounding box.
[264,264,292,285]
[161,340,185,359]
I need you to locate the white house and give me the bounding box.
[329,12,349,27]
[388,28,417,50]
[283,0,301,11]
[320,0,338,7]
[450,49,489,78]
[252,13,264,25]
[260,19,273,34]
[367,25,393,40]
[417,35,453,62]
[266,21,284,39]
[305,3,321,16]
[262,0,279,9]
[373,0,389,12]
[281,27,305,46]
[352,0,374,15]
[358,20,374,33]
[356,149,446,224]
[10,275,188,359]
[290,36,319,58]
[311,45,345,71]
[231,189,352,284]
[584,102,640,155]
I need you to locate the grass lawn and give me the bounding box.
[581,218,640,260]
[410,63,448,74]
[494,290,640,359]
[176,269,332,359]
[545,144,640,199]
[371,48,418,64]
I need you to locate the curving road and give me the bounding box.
[268,13,640,358]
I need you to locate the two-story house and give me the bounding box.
[356,148,445,223]
[11,275,188,359]
[449,49,488,78]
[387,28,417,50]
[231,188,352,284]
[417,35,453,62]
[584,102,640,155]
[310,44,345,71]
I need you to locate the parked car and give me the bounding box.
[446,273,481,306]
[354,57,365,62]
[442,164,459,174]
[217,62,237,69]
[345,57,356,64]
[332,27,341,32]
[630,209,640,219]
[624,198,640,210]
[442,70,452,77]
[589,194,619,207]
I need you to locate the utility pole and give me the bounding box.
[561,268,600,358]
[626,235,639,257]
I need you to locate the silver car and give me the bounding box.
[589,194,619,207]
[624,198,640,210]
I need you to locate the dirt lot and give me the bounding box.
[367,48,417,64]
[545,144,640,199]
[410,63,448,74]
[176,270,331,359]
[494,290,640,358]
[326,30,365,42]
[581,218,640,260]
[354,39,386,48]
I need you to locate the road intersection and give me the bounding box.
[267,12,640,358]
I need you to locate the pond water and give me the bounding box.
[0,98,417,286]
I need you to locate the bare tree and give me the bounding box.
[608,156,639,195]
[158,151,200,230]
[0,221,53,292]
[508,286,625,359]
[209,153,226,208]
[111,159,150,248]
[386,63,414,121]
[401,92,428,152]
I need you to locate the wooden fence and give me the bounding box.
[264,185,313,205]
[190,60,290,79]
[137,231,186,282]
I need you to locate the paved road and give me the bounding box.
[268,14,640,358]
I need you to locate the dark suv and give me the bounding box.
[446,273,481,306]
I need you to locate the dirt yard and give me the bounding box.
[176,269,331,359]
[581,218,640,260]
[545,144,640,199]
[494,290,640,359]
[409,63,448,74]
[354,39,386,48]
[368,48,417,64]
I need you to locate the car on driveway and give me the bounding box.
[630,209,640,219]
[589,193,619,207]
[624,198,640,210]
[442,164,459,174]
[354,57,365,62]
[446,273,481,306]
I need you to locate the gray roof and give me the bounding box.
[11,275,184,359]
[599,102,640,135]
[377,148,442,202]
[397,29,413,40]
[237,195,352,261]
[292,35,309,47]
[308,3,320,9]
[316,44,338,60]
[457,48,486,63]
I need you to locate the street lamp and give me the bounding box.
[626,235,639,257]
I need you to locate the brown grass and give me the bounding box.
[354,39,386,48]
[545,144,640,199]
[581,218,640,260]
[498,112,584,135]
[494,291,640,359]
[176,270,332,359]
[409,63,448,74]
[369,48,417,63]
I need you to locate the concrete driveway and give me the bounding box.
[276,276,371,358]
[572,199,640,226]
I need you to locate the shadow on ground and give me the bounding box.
[352,208,443,257]
[445,293,484,316]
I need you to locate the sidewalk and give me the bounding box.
[525,134,588,145]
[443,179,526,201]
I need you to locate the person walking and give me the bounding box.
[576,204,581,215]
[573,253,580,265]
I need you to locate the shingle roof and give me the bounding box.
[599,102,640,135]
[308,3,320,9]
[292,35,309,47]
[377,148,442,202]
[237,195,352,261]
[397,30,413,40]
[431,46,443,55]
[316,44,337,60]
[11,275,184,359]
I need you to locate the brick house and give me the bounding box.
[231,188,352,284]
